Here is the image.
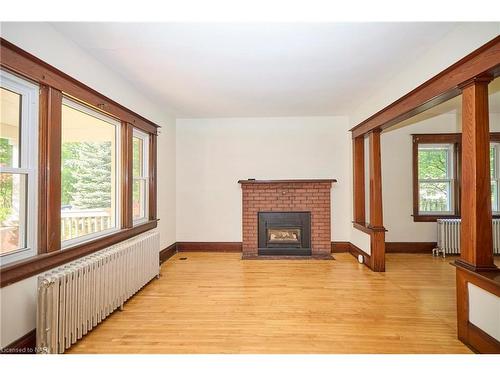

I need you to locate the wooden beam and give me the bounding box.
[350,36,500,138]
[457,76,497,272]
[352,136,366,223]
[368,129,385,272]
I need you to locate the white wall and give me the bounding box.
[381,109,500,243]
[176,116,351,242]
[468,283,500,342]
[381,112,460,242]
[0,22,176,348]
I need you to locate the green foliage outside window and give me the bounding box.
[132,138,141,203]
[0,138,13,222]
[61,141,112,209]
[418,147,450,212]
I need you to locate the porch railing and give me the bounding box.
[61,209,112,242]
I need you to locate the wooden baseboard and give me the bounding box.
[348,243,372,269]
[1,329,36,354]
[176,242,243,252]
[385,242,436,253]
[171,241,437,255]
[160,242,177,264]
[331,241,351,253]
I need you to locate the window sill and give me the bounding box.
[0,220,158,288]
[413,214,460,222]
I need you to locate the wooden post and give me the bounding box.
[149,134,158,221]
[368,129,385,272]
[458,76,497,272]
[369,130,383,228]
[353,136,366,224]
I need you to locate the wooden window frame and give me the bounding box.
[0,38,160,287]
[412,133,500,222]
[132,129,150,225]
[412,133,461,222]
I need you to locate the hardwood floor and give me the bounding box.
[67,252,474,354]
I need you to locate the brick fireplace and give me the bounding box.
[238,179,336,259]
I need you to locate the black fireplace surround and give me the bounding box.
[258,212,311,256]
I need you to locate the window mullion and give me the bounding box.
[43,86,63,253]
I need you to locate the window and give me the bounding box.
[132,129,149,224]
[417,143,455,215]
[1,42,159,287]
[61,97,121,246]
[413,133,500,221]
[0,70,38,265]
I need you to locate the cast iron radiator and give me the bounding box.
[434,219,500,257]
[36,229,160,353]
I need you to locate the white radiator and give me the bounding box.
[36,229,160,353]
[434,219,500,257]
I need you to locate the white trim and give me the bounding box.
[60,97,122,248]
[417,143,455,215]
[61,226,120,249]
[490,142,500,215]
[0,69,39,266]
[132,129,149,225]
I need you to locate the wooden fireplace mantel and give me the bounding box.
[238,179,337,184]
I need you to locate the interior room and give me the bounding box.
[0,20,499,360]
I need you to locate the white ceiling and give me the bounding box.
[50,22,462,118]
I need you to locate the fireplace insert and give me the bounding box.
[258,212,311,256]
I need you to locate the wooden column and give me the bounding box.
[368,129,385,271]
[149,134,158,221]
[369,130,383,228]
[39,86,62,253]
[352,136,366,223]
[458,76,497,272]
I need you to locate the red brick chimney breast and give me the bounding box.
[239,179,336,258]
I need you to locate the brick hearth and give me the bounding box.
[238,179,336,258]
